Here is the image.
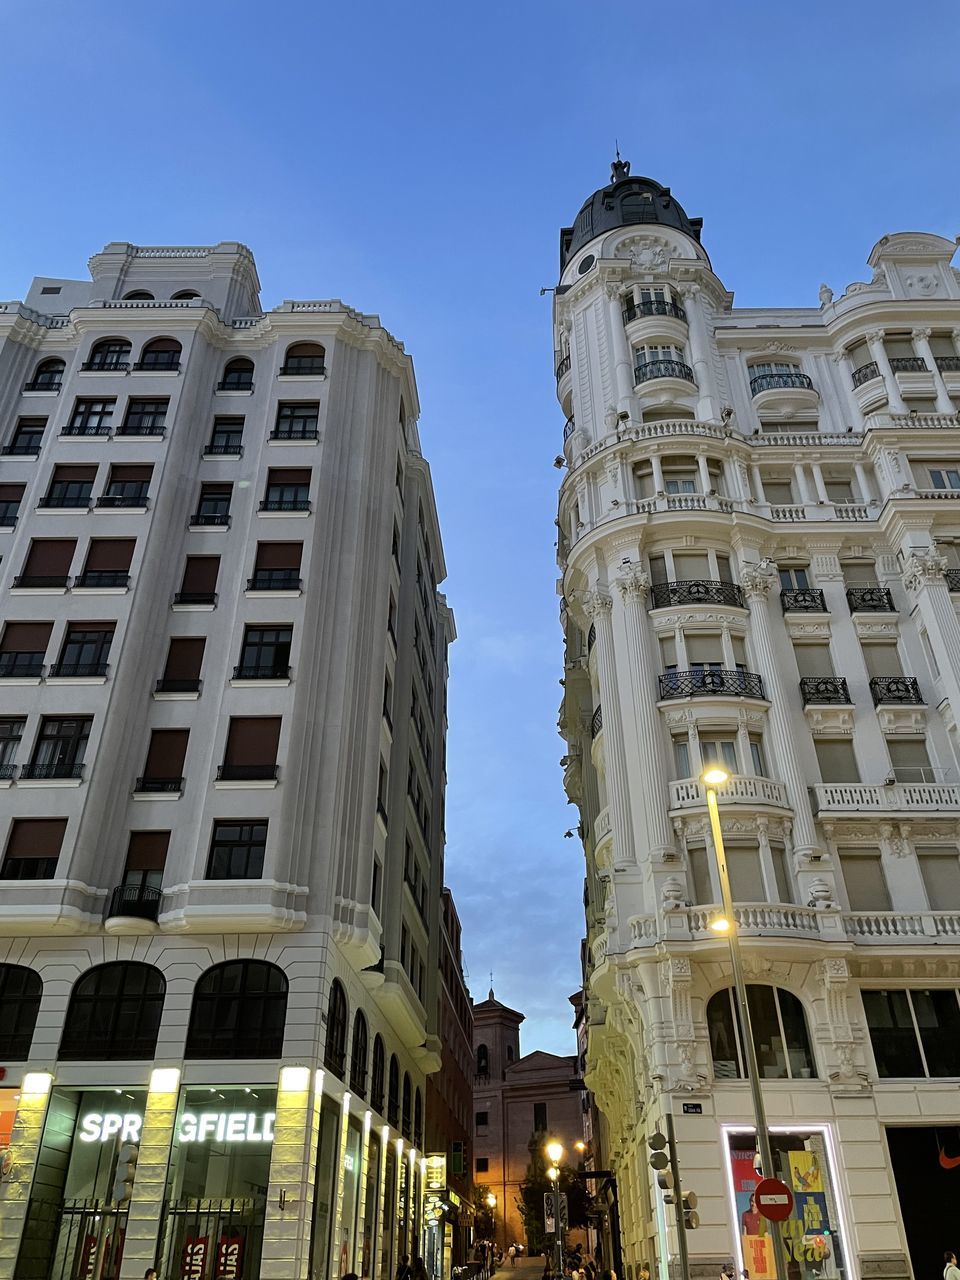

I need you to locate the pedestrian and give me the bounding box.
[144,1271,157,1280]
[509,1246,517,1269]
[414,1256,430,1280]
[397,1254,413,1280]
[344,1274,359,1280]
[945,1254,960,1280]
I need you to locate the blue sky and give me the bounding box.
[3,0,959,1053]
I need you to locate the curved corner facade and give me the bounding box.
[0,243,459,1280]
[554,174,960,1280]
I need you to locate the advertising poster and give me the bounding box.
[730,1147,776,1280]
[181,1236,209,1280]
[215,1235,244,1280]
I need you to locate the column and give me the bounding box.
[260,1065,323,1280]
[606,287,635,416]
[120,1068,182,1280]
[902,550,960,727]
[0,1073,53,1280]
[854,462,873,503]
[750,464,767,504]
[615,566,675,861]
[680,284,720,422]
[866,329,908,413]
[794,462,813,504]
[583,589,636,866]
[833,350,865,428]
[696,452,712,494]
[912,327,956,415]
[719,621,736,670]
[810,461,830,503]
[741,563,822,858]
[650,453,665,494]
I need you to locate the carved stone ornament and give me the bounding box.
[616,562,650,602]
[661,875,686,906]
[580,589,613,620]
[902,549,947,592]
[818,283,834,305]
[740,560,778,600]
[761,340,798,355]
[615,236,669,273]
[905,272,938,296]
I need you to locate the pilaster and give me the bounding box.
[583,588,635,867]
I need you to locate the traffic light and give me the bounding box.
[681,1192,699,1230]
[649,1131,698,1229]
[656,1168,676,1202]
[112,1140,139,1204]
[647,1132,669,1171]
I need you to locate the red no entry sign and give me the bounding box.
[755,1178,794,1222]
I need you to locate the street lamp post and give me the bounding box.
[703,767,791,1280]
[486,1194,497,1256]
[545,1140,564,1277]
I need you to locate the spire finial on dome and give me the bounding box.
[488,971,495,1001]
[611,144,630,184]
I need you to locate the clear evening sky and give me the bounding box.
[3,0,959,1054]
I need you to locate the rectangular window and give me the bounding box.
[917,848,960,910]
[272,402,319,440]
[838,849,891,911]
[236,625,292,679]
[700,737,738,773]
[262,467,311,512]
[377,759,389,820]
[929,467,960,491]
[659,634,677,670]
[863,990,933,1078]
[119,398,168,436]
[17,538,76,588]
[0,483,25,526]
[793,644,834,678]
[66,399,114,436]
[54,624,114,677]
[176,555,220,605]
[688,844,714,905]
[648,555,668,585]
[814,738,860,783]
[475,1111,489,1128]
[672,736,690,778]
[749,736,767,777]
[207,819,267,879]
[862,642,902,678]
[122,830,169,892]
[686,634,723,666]
[475,1157,489,1173]
[139,729,189,791]
[1,817,67,880]
[533,1102,547,1132]
[887,738,933,783]
[220,716,281,781]
[208,417,244,453]
[27,717,92,780]
[779,565,810,591]
[772,844,793,903]
[42,465,97,509]
[5,418,47,455]
[0,719,25,776]
[101,464,152,508]
[192,483,232,525]
[726,842,763,901]
[78,538,135,588]
[158,637,205,692]
[0,622,53,679]
[250,542,302,591]
[371,856,382,915]
[763,479,795,504]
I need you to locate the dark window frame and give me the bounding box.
[185,959,288,1059]
[58,961,164,1060]
[0,963,42,1059]
[350,1009,369,1097]
[324,978,349,1077]
[206,819,267,879]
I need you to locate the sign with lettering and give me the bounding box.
[215,1235,244,1280]
[79,1111,276,1144]
[181,1236,208,1280]
[682,1103,703,1115]
[426,1153,447,1190]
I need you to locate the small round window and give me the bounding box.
[577,254,596,275]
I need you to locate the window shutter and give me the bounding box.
[143,729,189,778]
[109,465,153,483]
[200,483,232,497]
[814,739,860,783]
[254,542,303,571]
[1,623,53,653]
[51,465,97,483]
[267,468,311,486]
[7,818,68,859]
[917,850,960,909]
[863,643,902,678]
[727,843,762,900]
[794,645,834,678]
[0,484,25,502]
[839,851,891,911]
[84,539,135,571]
[648,555,668,585]
[659,635,677,668]
[842,562,876,585]
[180,556,220,593]
[686,634,721,664]
[224,717,281,767]
[162,638,205,680]
[673,553,710,580]
[22,539,76,575]
[125,831,171,873]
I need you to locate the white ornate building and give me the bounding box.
[0,242,454,1280]
[554,162,960,1280]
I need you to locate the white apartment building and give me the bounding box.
[554,161,960,1280]
[0,242,455,1280]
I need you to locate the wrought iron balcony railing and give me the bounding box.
[106,883,161,921]
[634,358,695,385]
[13,574,70,589]
[75,571,129,589]
[232,663,290,681]
[889,357,928,373]
[947,570,960,592]
[591,705,602,738]
[135,776,183,793]
[155,676,201,694]
[846,586,895,613]
[247,570,302,592]
[659,669,765,700]
[20,762,85,780]
[800,676,851,705]
[49,662,109,679]
[216,764,279,781]
[622,299,687,324]
[556,354,571,381]
[936,356,960,373]
[0,655,44,679]
[869,676,923,706]
[852,362,880,388]
[650,579,745,609]
[781,588,827,612]
[749,372,815,396]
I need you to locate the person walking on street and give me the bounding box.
[945,1254,960,1280]
[508,1246,517,1269]
[397,1254,413,1280]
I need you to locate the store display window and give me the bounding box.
[309,1096,342,1280]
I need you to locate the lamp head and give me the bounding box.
[702,766,730,787]
[709,915,731,934]
[545,1139,564,1164]
[486,1193,497,1208]
[546,1165,560,1181]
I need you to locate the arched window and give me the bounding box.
[124,291,154,301]
[27,358,65,392]
[707,985,815,1081]
[401,1072,412,1138]
[171,290,200,300]
[136,337,182,371]
[476,1043,489,1076]
[414,1087,423,1146]
[84,337,131,371]
[59,962,164,1060]
[219,357,254,391]
[324,979,348,1077]
[388,1054,400,1125]
[371,1034,386,1112]
[506,1044,514,1063]
[185,960,287,1059]
[350,1010,369,1097]
[0,963,42,1059]
[281,342,326,376]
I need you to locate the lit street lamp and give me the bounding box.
[486,1194,497,1249]
[544,1141,564,1276]
[703,766,790,1280]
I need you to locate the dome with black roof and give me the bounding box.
[560,159,705,272]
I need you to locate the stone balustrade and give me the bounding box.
[811,782,960,813]
[669,775,791,810]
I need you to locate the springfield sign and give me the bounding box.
[79,1110,276,1144]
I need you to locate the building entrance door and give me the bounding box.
[886,1126,960,1280]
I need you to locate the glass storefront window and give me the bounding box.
[0,1088,19,1154]
[725,1128,848,1280]
[361,1131,381,1279]
[159,1086,276,1280]
[310,1097,341,1280]
[380,1143,398,1279]
[333,1116,363,1277]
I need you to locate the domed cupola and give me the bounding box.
[560,158,706,272]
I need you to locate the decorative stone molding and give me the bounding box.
[876,705,927,734]
[580,588,613,620]
[902,549,948,592]
[616,563,649,603]
[786,618,831,641]
[853,616,900,640]
[614,235,671,273]
[740,560,778,599]
[911,327,933,341]
[804,705,855,736]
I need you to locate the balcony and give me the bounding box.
[658,669,765,700]
[0,763,17,781]
[1,442,42,456]
[852,361,881,388]
[96,493,147,509]
[669,775,790,811]
[217,378,254,391]
[155,676,201,694]
[259,497,311,513]
[0,655,44,680]
[135,776,183,794]
[870,675,923,706]
[20,762,84,781]
[49,661,108,679]
[750,372,816,396]
[842,911,960,943]
[247,570,302,592]
[811,782,960,814]
[947,570,960,592]
[62,425,112,437]
[279,362,326,376]
[105,883,162,925]
[800,676,852,706]
[590,705,602,738]
[202,443,243,457]
[216,764,279,782]
[24,378,61,392]
[0,512,17,528]
[623,299,687,324]
[781,588,827,613]
[563,417,576,441]
[81,360,129,372]
[556,354,571,382]
[268,429,319,442]
[133,358,180,372]
[173,590,217,606]
[634,358,695,386]
[12,574,70,590]
[889,357,928,373]
[686,904,821,941]
[232,663,291,681]
[936,356,960,373]
[38,493,90,510]
[116,424,165,438]
[189,511,231,527]
[846,586,894,612]
[650,579,745,609]
[74,571,129,589]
